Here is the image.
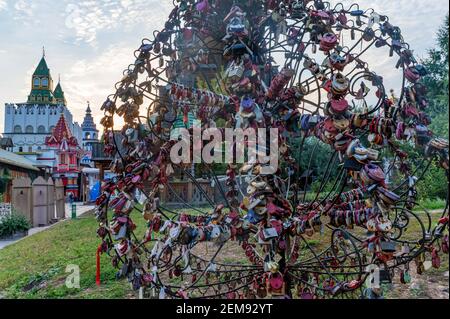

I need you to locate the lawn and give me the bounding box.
[0,211,142,299]
[0,206,212,299]
[0,206,448,299]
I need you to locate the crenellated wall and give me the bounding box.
[2,103,83,152]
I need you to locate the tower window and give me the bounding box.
[38,125,46,134]
[41,78,48,87]
[85,132,91,139]
[26,125,34,133]
[14,125,22,133]
[33,77,40,87]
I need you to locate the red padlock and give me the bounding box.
[442,235,449,254]
[432,248,441,269]
[320,33,338,52]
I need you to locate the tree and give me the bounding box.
[414,14,449,201]
[421,14,449,138]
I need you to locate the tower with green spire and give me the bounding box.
[27,49,56,104]
[3,48,84,154]
[53,78,67,106]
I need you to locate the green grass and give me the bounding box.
[0,205,215,299]
[0,211,145,299]
[417,198,447,211]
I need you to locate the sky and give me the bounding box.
[0,0,448,134]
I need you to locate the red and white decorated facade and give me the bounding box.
[41,113,83,197]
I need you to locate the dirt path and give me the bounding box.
[389,264,449,299]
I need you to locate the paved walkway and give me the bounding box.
[64,202,95,218]
[0,203,94,250]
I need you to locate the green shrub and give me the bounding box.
[0,213,32,238]
[417,198,447,210]
[415,163,449,201]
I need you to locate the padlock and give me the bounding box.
[225,60,245,82]
[380,241,397,253]
[442,235,449,254]
[379,269,391,283]
[350,28,356,40]
[350,10,364,26]
[267,271,285,296]
[367,12,381,28]
[416,262,425,275]
[300,287,315,299]
[291,1,305,19]
[401,244,410,255]
[367,241,376,253]
[362,27,375,42]
[319,33,338,52]
[400,267,411,284]
[431,248,441,269]
[256,282,267,298]
[403,270,411,283]
[314,0,325,10]
[227,16,247,35]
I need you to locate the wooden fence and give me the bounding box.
[7,177,66,227]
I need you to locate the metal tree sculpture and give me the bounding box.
[94,0,449,299]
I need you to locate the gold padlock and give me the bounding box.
[243,196,250,208]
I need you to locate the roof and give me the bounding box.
[82,167,99,174]
[53,82,64,98]
[53,82,67,105]
[81,110,98,131]
[45,113,78,147]
[0,148,40,171]
[33,56,50,77]
[0,137,13,148]
[28,89,54,98]
[27,55,56,104]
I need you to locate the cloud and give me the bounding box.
[0,0,7,11]
[19,66,35,99]
[61,43,135,126]
[340,0,449,56]
[13,0,35,17]
[63,0,171,46]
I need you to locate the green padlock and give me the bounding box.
[403,270,411,283]
[179,1,188,11]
